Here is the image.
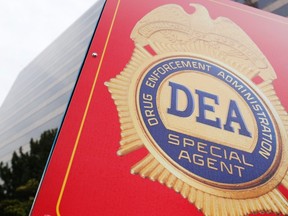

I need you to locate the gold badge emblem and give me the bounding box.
[106,4,288,215]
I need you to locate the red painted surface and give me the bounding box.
[31,0,288,215]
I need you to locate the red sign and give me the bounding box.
[32,0,288,215]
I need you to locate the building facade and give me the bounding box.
[0,0,105,163]
[234,0,288,16]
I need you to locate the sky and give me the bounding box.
[0,0,99,107]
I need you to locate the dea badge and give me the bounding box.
[106,4,288,216]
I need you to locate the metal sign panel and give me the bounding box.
[32,0,288,215]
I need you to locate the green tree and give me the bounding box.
[0,129,57,216]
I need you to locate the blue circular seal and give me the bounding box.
[137,57,279,188]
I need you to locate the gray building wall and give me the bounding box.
[0,0,105,163]
[234,0,288,17]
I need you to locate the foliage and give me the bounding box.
[0,129,57,216]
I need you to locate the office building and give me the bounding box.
[0,0,105,163]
